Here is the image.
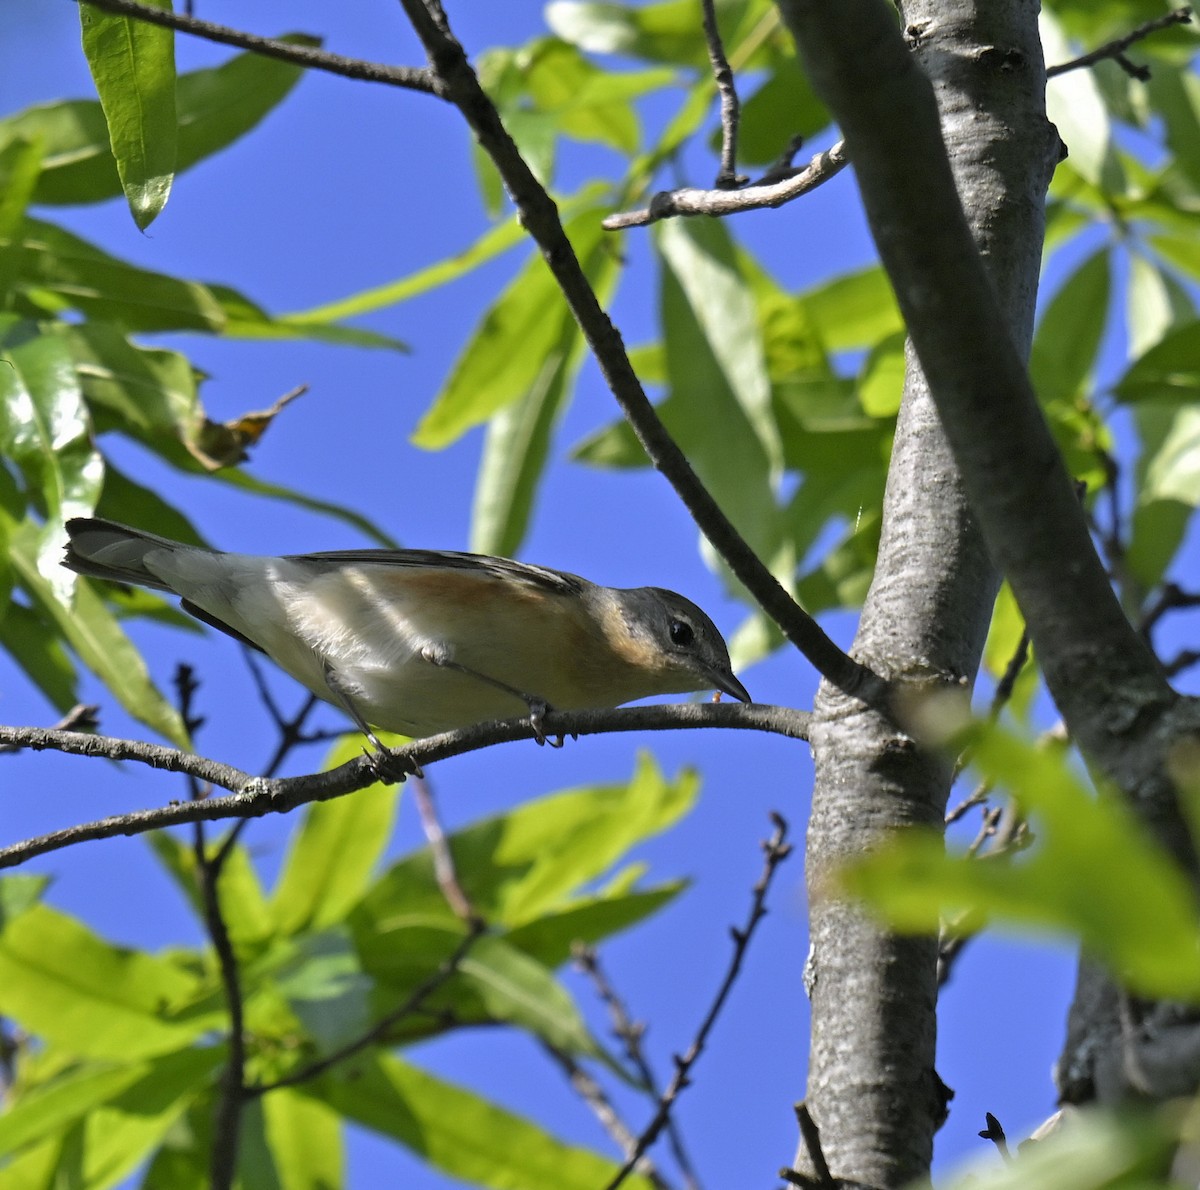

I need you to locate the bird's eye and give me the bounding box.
[668,618,694,648]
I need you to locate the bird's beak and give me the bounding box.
[710,668,751,705]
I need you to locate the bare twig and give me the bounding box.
[1141,583,1200,640]
[75,0,445,94]
[1165,649,1200,678]
[937,803,1029,987]
[542,1043,673,1190]
[0,703,98,755]
[412,773,477,924]
[172,667,245,1190]
[1047,7,1193,79]
[989,628,1031,720]
[602,814,792,1190]
[700,0,746,189]
[248,919,486,1094]
[575,946,700,1188]
[396,0,885,709]
[792,1102,835,1187]
[0,702,809,870]
[945,779,991,825]
[602,141,849,230]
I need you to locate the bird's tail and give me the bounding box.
[63,517,190,592]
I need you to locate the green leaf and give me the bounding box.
[0,600,79,712]
[928,1104,1179,1190]
[0,137,44,302]
[271,737,402,936]
[798,265,904,351]
[0,904,221,1058]
[308,1053,655,1190]
[0,37,319,208]
[842,724,1200,1000]
[210,282,408,351]
[521,39,675,154]
[1043,10,1118,189]
[1126,402,1200,588]
[1149,66,1200,191]
[1126,252,1194,357]
[0,873,50,929]
[285,215,526,325]
[412,196,609,448]
[657,217,782,478]
[259,1089,343,1190]
[146,831,274,952]
[448,935,601,1054]
[504,880,685,967]
[0,318,104,549]
[1030,248,1111,403]
[1115,320,1200,404]
[0,1047,221,1164]
[67,321,201,441]
[9,217,226,331]
[470,215,621,555]
[356,754,699,932]
[79,0,177,229]
[576,220,791,567]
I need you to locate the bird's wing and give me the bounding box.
[285,548,587,597]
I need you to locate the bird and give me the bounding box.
[62,517,751,743]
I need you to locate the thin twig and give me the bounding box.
[945,778,991,825]
[603,141,849,230]
[989,628,1031,720]
[0,703,98,755]
[173,667,245,1190]
[937,803,1029,987]
[0,702,810,871]
[602,814,792,1190]
[397,0,886,709]
[74,0,445,94]
[1047,7,1192,79]
[412,773,477,924]
[1141,583,1200,639]
[542,1043,673,1190]
[574,946,700,1188]
[792,1102,835,1187]
[1165,649,1200,678]
[699,0,745,189]
[247,919,486,1094]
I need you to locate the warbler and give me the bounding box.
[62,517,750,741]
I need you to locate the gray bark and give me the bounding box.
[778,0,1057,1183]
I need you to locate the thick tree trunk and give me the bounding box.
[778,1,1056,1183]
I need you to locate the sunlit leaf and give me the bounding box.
[79,0,176,229]
[308,1053,655,1190]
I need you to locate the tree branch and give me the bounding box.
[603,814,792,1189]
[0,701,809,870]
[700,0,746,189]
[172,666,245,1190]
[247,919,486,1094]
[1047,7,1193,80]
[75,0,445,96]
[395,0,886,711]
[775,0,1179,788]
[542,1044,673,1190]
[575,945,700,1188]
[602,141,849,230]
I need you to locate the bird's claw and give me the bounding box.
[363,744,422,785]
[527,700,566,748]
